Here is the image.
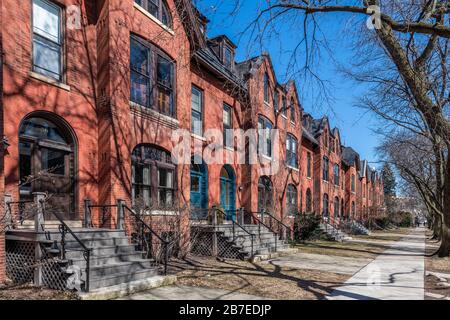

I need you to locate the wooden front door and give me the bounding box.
[19,117,76,221]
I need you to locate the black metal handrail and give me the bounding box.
[216,208,255,257]
[123,205,169,275]
[252,210,293,241]
[41,202,92,292]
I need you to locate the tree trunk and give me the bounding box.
[432,214,442,240]
[438,162,450,257]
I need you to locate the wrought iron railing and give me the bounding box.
[249,210,293,242]
[41,201,92,292]
[216,208,255,257]
[84,199,118,229]
[122,204,169,275]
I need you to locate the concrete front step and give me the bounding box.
[65,244,137,259]
[64,236,130,249]
[89,260,156,278]
[88,267,160,290]
[81,275,177,300]
[71,251,146,267]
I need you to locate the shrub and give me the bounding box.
[294,213,322,241]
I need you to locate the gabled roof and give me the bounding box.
[342,147,360,168]
[302,127,319,146]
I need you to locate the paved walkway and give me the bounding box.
[117,285,269,300]
[327,228,426,300]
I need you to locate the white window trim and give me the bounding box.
[29,71,70,91]
[134,2,175,35]
[191,133,207,142]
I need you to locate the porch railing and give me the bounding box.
[249,210,293,242]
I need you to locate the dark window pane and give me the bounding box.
[131,71,150,106]
[130,40,150,75]
[42,148,65,175]
[157,56,173,88]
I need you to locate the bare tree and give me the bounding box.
[211,0,450,256]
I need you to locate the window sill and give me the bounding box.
[290,121,296,126]
[281,114,288,120]
[191,133,207,142]
[224,146,234,152]
[260,154,272,161]
[287,166,299,172]
[29,71,70,92]
[130,101,179,129]
[307,177,312,180]
[134,3,175,36]
[264,101,271,108]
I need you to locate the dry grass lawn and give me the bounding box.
[0,281,78,300]
[424,230,450,300]
[293,228,410,260]
[169,256,349,300]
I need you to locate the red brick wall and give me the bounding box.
[245,56,302,224]
[1,0,6,283]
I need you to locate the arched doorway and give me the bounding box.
[190,156,208,212]
[334,197,340,220]
[258,176,273,213]
[323,194,329,217]
[19,115,77,220]
[220,165,236,220]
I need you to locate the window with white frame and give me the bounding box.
[191,86,203,136]
[223,104,233,148]
[32,0,63,81]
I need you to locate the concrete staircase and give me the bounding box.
[215,223,291,259]
[319,223,353,242]
[43,228,159,291]
[348,221,370,235]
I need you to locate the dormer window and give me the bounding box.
[135,0,173,29]
[224,46,233,69]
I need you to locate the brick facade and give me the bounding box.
[0,0,385,283]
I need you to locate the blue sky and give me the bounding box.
[196,0,382,168]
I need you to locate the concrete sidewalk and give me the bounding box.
[117,285,270,300]
[326,228,426,300]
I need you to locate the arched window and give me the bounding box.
[351,201,356,217]
[135,0,173,29]
[306,188,312,213]
[323,193,329,216]
[334,197,340,218]
[132,144,176,208]
[286,184,298,216]
[351,174,356,192]
[264,73,270,103]
[19,115,77,219]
